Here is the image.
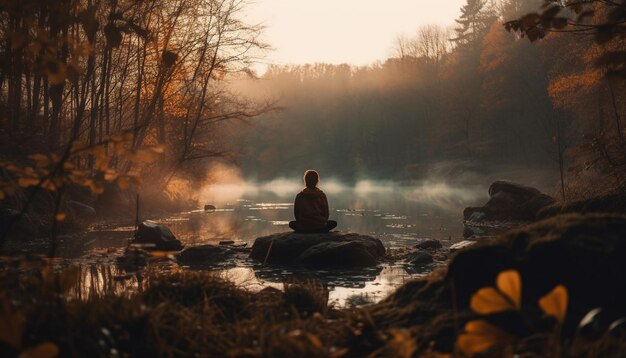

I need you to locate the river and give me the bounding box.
[72,179,487,306]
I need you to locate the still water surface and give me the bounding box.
[76,181,484,306]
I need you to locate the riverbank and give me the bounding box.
[2,211,626,357]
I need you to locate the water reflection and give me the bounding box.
[63,261,431,307]
[72,180,477,305]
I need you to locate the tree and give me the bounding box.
[452,0,497,48]
[506,0,626,191]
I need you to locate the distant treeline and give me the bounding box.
[230,0,626,199]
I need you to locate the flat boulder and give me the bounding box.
[133,220,183,251]
[175,245,234,266]
[415,239,443,250]
[408,251,433,266]
[250,232,385,267]
[464,181,555,222]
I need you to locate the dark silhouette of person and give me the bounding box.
[289,170,338,233]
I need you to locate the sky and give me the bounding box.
[242,0,466,70]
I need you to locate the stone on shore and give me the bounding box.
[464,180,555,222]
[250,232,386,267]
[408,251,433,266]
[415,239,443,250]
[175,244,234,266]
[133,220,183,251]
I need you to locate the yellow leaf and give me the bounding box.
[91,183,104,195]
[539,285,568,323]
[0,301,24,349]
[117,176,130,190]
[149,251,169,258]
[457,320,511,356]
[150,145,165,154]
[306,333,322,349]
[55,213,66,222]
[496,270,521,309]
[387,328,417,358]
[104,170,118,181]
[28,154,50,167]
[28,154,47,161]
[470,287,516,315]
[41,180,56,191]
[19,342,59,358]
[128,149,159,163]
[18,177,40,188]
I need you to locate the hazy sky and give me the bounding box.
[243,0,466,69]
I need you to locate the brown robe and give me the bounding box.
[293,187,329,230]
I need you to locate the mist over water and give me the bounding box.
[200,176,486,212]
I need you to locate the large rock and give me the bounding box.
[464,181,555,222]
[250,232,386,267]
[375,213,626,353]
[133,220,183,251]
[449,213,626,317]
[415,239,443,250]
[175,245,234,266]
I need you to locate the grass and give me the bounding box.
[1,251,626,357]
[0,260,368,357]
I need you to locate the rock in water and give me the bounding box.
[133,220,183,251]
[450,240,476,252]
[408,251,433,266]
[464,180,555,222]
[415,239,443,250]
[250,232,385,267]
[175,245,233,266]
[204,204,216,212]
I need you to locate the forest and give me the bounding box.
[231,0,626,201]
[1,0,626,357]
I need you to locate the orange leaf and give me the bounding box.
[539,285,568,323]
[496,270,521,309]
[149,251,169,258]
[457,320,511,356]
[19,342,59,358]
[104,170,118,181]
[117,176,130,190]
[55,213,66,222]
[18,177,40,188]
[0,190,5,200]
[306,333,323,349]
[470,287,516,315]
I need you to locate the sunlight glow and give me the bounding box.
[243,0,465,71]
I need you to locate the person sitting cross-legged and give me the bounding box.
[289,170,337,233]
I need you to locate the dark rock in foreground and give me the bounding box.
[175,245,234,266]
[464,180,555,223]
[376,213,626,352]
[250,232,386,267]
[133,220,183,251]
[449,213,626,315]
